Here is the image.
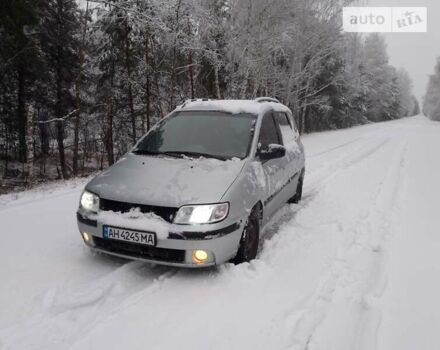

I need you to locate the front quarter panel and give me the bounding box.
[220,160,265,224]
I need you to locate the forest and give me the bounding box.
[0,0,420,189]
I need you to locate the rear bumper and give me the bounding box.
[77,211,244,268]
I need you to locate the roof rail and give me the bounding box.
[254,97,280,104]
[179,98,214,108]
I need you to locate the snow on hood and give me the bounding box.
[86,153,245,207]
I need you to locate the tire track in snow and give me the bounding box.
[260,138,391,266]
[0,260,177,350]
[250,136,398,349]
[308,137,362,159]
[305,138,390,198]
[351,140,408,350]
[260,138,388,255]
[283,139,408,350]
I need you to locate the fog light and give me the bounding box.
[82,232,90,243]
[192,250,208,264]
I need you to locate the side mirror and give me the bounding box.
[258,144,286,160]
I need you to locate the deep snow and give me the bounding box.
[0,116,439,350]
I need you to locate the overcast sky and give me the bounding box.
[367,0,440,102]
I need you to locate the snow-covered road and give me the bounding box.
[1,116,439,350]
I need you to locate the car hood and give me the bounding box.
[86,153,246,207]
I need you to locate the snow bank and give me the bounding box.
[0,175,93,210]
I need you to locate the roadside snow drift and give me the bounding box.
[1,116,439,350]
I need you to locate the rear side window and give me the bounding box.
[274,112,296,144]
[258,113,280,149]
[291,115,299,134]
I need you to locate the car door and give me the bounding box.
[273,111,302,202]
[257,111,290,220]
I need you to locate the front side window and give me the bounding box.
[134,111,256,160]
[258,113,280,149]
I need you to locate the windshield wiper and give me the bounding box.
[133,149,227,160]
[161,151,185,158]
[132,150,183,158]
[132,149,158,155]
[168,151,228,161]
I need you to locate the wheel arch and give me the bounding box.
[253,201,263,226]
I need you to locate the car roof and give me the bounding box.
[175,98,291,116]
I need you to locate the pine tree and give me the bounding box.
[39,0,81,178]
[0,0,42,163]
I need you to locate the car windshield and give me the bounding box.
[133,111,256,160]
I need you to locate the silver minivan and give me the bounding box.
[77,98,305,267]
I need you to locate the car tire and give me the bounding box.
[232,207,260,264]
[289,170,304,204]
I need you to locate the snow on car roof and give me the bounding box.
[176,98,291,115]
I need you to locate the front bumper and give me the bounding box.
[77,210,244,268]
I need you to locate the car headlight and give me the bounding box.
[80,190,100,213]
[173,203,229,224]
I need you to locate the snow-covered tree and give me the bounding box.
[396,68,416,117]
[423,58,440,121]
[362,33,400,122]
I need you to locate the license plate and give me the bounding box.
[103,225,156,246]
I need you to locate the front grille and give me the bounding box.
[99,198,178,223]
[94,237,185,263]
